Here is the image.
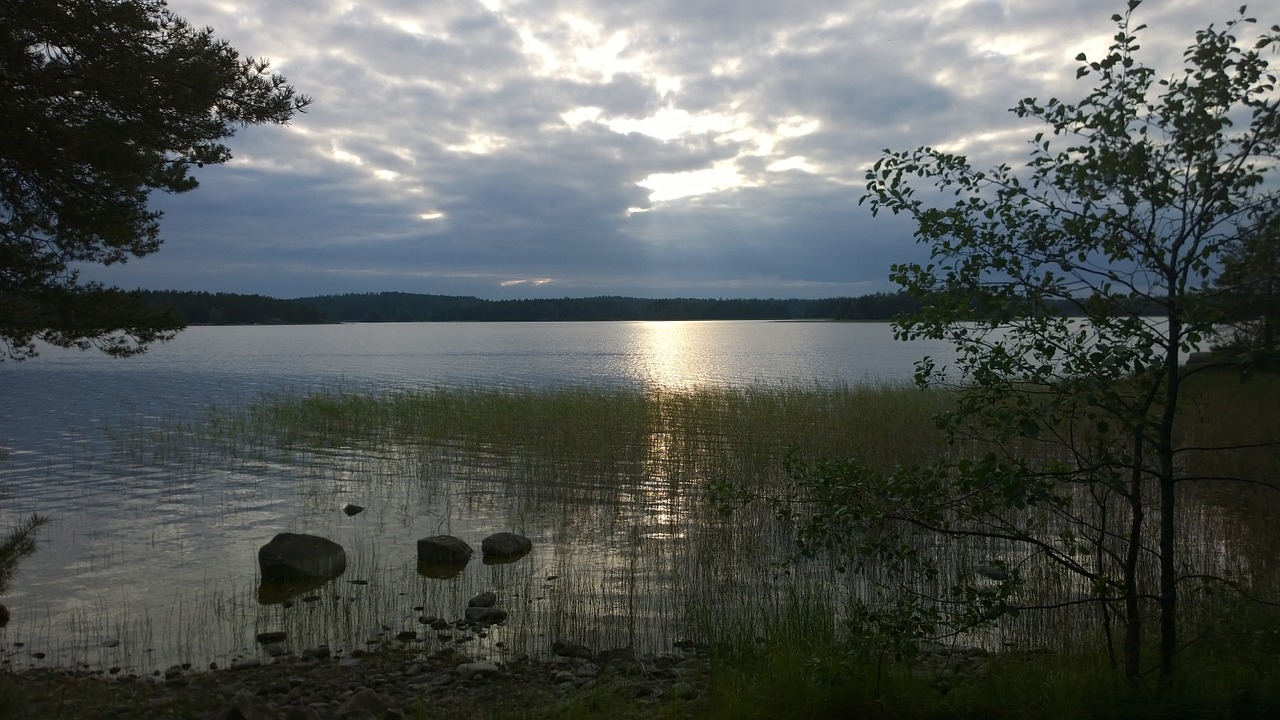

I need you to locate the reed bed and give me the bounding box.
[18,383,941,673]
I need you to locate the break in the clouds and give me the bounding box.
[86,0,1257,299]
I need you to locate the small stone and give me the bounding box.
[336,687,386,717]
[456,661,501,680]
[256,631,288,644]
[342,503,364,516]
[468,591,497,608]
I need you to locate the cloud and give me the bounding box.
[80,0,1259,299]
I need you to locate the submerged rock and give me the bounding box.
[481,532,532,560]
[258,533,347,583]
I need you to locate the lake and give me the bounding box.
[0,321,951,674]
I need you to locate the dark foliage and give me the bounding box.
[0,0,308,360]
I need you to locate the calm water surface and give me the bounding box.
[0,321,950,673]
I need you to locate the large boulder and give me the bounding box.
[417,535,473,566]
[481,532,532,560]
[257,532,346,583]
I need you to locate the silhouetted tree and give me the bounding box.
[1,0,309,359]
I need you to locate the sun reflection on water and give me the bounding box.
[632,321,700,390]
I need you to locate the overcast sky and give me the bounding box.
[87,0,1250,300]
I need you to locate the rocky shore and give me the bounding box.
[0,642,711,719]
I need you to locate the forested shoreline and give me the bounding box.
[136,290,922,325]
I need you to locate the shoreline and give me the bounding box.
[1,642,710,719]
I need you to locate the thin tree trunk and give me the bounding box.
[1096,490,1119,673]
[1157,317,1182,686]
[1123,428,1144,686]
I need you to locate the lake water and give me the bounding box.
[0,321,952,674]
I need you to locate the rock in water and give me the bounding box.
[416,535,473,566]
[481,532,532,560]
[257,533,347,582]
[468,591,497,608]
[342,503,364,516]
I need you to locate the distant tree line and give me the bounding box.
[134,290,923,325]
[139,291,324,325]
